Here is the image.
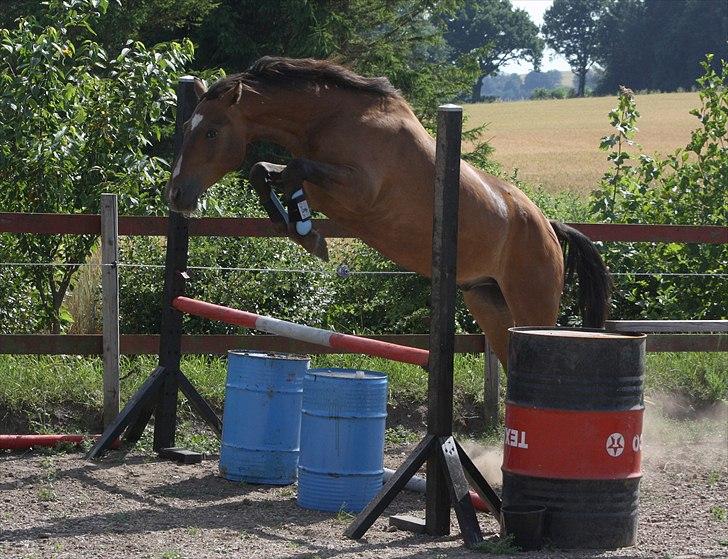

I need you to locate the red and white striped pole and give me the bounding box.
[0,434,120,450]
[172,296,430,367]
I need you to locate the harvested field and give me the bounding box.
[464,92,700,194]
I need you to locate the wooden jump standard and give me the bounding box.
[345,105,498,546]
[86,77,212,463]
[86,79,500,545]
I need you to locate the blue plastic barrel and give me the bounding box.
[298,368,388,512]
[219,351,309,485]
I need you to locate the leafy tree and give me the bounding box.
[442,0,543,100]
[596,0,728,94]
[3,1,484,123]
[188,0,478,119]
[0,0,218,51]
[0,0,39,27]
[647,0,727,91]
[95,0,218,54]
[593,0,650,94]
[542,0,606,97]
[0,0,194,333]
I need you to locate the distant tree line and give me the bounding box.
[544,0,728,97]
[479,68,604,101]
[595,0,728,94]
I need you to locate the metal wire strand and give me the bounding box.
[0,261,725,277]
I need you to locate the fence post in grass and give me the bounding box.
[100,193,120,427]
[484,340,499,429]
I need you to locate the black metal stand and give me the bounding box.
[345,105,501,548]
[86,77,221,461]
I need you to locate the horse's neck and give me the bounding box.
[242,89,332,156]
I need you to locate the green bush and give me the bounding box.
[0,0,194,333]
[590,57,727,320]
[120,185,337,334]
[530,86,576,100]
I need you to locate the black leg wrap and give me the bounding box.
[250,162,289,224]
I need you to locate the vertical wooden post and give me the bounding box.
[346,103,497,545]
[484,340,500,429]
[425,104,463,536]
[153,76,196,451]
[100,193,120,427]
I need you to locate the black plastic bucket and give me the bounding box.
[502,327,646,549]
[501,504,546,551]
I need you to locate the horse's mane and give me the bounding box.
[203,56,400,100]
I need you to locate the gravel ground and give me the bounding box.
[1,431,726,559]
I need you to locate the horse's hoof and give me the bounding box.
[292,228,329,262]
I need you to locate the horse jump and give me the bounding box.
[88,95,500,547]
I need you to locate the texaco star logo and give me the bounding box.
[606,433,625,457]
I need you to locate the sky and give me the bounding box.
[500,0,572,74]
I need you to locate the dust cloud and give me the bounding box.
[641,393,727,471]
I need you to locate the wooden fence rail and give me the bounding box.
[3,333,725,355]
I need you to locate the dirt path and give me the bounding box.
[1,436,726,559]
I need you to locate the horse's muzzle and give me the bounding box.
[166,181,201,214]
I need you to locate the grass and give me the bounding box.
[464,91,700,194]
[473,534,520,554]
[334,506,355,523]
[707,471,722,486]
[385,425,420,445]
[36,486,57,502]
[711,506,727,522]
[64,245,102,335]
[0,351,725,439]
[185,527,201,537]
[645,353,728,405]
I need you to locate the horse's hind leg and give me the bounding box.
[462,282,514,366]
[499,262,562,332]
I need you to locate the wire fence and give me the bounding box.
[0,260,726,278]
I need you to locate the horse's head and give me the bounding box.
[165,79,247,213]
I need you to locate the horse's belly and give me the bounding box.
[347,219,502,282]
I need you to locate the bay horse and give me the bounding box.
[166,56,611,365]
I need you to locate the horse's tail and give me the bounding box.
[549,220,612,327]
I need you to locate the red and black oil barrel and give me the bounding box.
[502,327,646,549]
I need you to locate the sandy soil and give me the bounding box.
[1,436,726,559]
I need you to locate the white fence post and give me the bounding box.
[100,193,120,427]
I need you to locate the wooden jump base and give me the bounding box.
[172,296,430,367]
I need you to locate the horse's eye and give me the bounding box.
[206,129,218,139]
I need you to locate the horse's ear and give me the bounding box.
[221,82,244,106]
[193,78,207,100]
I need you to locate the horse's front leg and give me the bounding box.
[273,158,376,210]
[250,160,332,261]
